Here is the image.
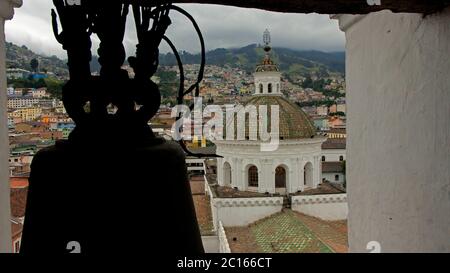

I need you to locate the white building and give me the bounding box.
[6,68,30,79]
[336,103,346,114]
[214,30,326,195]
[186,158,205,174]
[7,117,13,129]
[7,96,39,109]
[316,105,328,116]
[321,139,346,162]
[6,87,14,96]
[31,88,47,99]
[322,162,345,184]
[12,88,22,96]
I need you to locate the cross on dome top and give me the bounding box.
[256,28,278,72]
[263,28,271,47]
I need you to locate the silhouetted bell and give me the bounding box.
[20,1,204,254]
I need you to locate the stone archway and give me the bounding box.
[223,161,232,186]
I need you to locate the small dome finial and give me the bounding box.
[255,28,278,72]
[263,29,271,46]
[263,29,271,53]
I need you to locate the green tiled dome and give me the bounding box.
[225,95,316,140]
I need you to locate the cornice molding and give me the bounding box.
[214,137,326,147]
[214,197,283,208]
[292,193,347,205]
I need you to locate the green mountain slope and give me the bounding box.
[159,44,345,77]
[5,42,69,78]
[6,42,345,78]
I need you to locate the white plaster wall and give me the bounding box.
[313,155,321,188]
[291,194,348,221]
[322,149,346,162]
[201,236,220,253]
[218,221,231,253]
[186,158,205,171]
[0,15,11,254]
[213,197,283,227]
[204,180,218,231]
[339,9,450,252]
[215,139,325,193]
[322,173,345,184]
[0,0,22,253]
[254,71,281,95]
[217,157,224,185]
[0,0,22,252]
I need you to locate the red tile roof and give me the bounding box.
[10,177,29,189]
[322,162,345,173]
[297,182,345,195]
[321,138,346,149]
[9,177,29,218]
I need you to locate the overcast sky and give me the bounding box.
[5,1,345,59]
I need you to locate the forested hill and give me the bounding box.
[159,44,345,77]
[6,42,344,78]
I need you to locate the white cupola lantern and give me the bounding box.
[254,29,282,96]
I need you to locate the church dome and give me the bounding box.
[223,29,316,141]
[215,29,325,196]
[246,95,316,139]
[225,95,316,140]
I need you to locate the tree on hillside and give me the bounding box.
[156,70,178,98]
[312,78,326,92]
[7,77,65,99]
[30,58,39,73]
[44,78,65,99]
[302,77,313,89]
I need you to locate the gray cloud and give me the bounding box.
[5,1,345,59]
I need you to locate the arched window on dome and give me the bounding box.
[304,162,313,187]
[223,162,232,186]
[259,83,263,94]
[275,166,286,188]
[277,83,280,93]
[248,165,259,187]
[268,83,272,93]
